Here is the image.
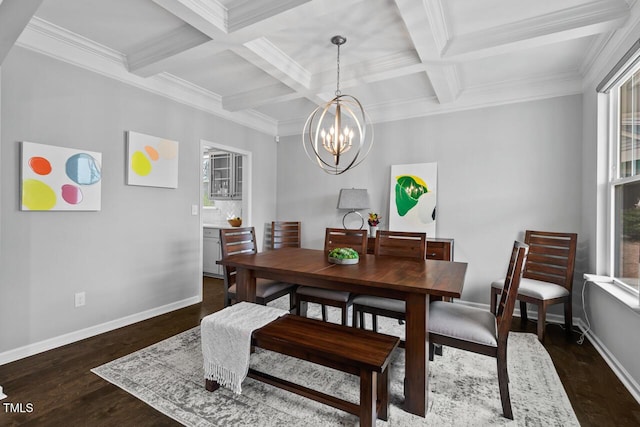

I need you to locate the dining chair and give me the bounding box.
[220,227,297,310]
[270,221,301,249]
[489,230,577,342]
[351,231,427,333]
[429,240,529,420]
[295,228,368,325]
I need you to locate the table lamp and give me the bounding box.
[337,188,370,229]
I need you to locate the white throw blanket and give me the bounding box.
[201,302,288,394]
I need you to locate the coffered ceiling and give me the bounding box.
[0,0,636,135]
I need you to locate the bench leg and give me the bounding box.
[377,367,390,421]
[360,369,376,427]
[205,379,220,392]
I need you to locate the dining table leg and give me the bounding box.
[236,268,257,303]
[403,293,429,417]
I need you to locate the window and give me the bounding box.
[610,64,640,294]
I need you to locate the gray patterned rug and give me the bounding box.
[92,300,579,426]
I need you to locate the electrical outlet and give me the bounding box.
[191,204,198,215]
[75,292,86,307]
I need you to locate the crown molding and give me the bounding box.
[444,0,630,60]
[582,0,640,89]
[375,72,582,124]
[22,17,125,64]
[223,83,297,111]
[16,17,277,135]
[276,71,582,136]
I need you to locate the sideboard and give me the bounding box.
[366,236,454,260]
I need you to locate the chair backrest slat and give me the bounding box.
[523,230,577,291]
[324,228,368,256]
[220,227,258,286]
[271,221,301,249]
[375,230,427,259]
[496,241,529,342]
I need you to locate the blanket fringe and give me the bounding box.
[205,361,243,394]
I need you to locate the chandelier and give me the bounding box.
[302,35,374,175]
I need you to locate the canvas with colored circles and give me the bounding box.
[21,142,102,211]
[126,131,179,188]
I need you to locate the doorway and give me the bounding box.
[200,140,252,298]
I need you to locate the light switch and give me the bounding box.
[191,204,199,216]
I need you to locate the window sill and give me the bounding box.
[587,280,640,314]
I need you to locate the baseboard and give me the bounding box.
[454,299,640,403]
[575,319,640,404]
[0,296,201,366]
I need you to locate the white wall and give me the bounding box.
[277,95,583,304]
[0,47,277,361]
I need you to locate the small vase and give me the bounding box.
[369,225,378,237]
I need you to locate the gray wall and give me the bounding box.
[0,47,277,358]
[580,22,640,397]
[277,95,583,305]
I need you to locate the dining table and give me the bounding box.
[218,247,468,418]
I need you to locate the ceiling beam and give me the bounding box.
[232,40,325,107]
[395,0,461,104]
[154,0,365,110]
[126,25,211,77]
[152,0,229,39]
[0,0,44,65]
[226,0,312,33]
[443,0,630,60]
[224,50,424,111]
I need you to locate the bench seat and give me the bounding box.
[206,314,400,427]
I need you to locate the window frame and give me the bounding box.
[607,63,640,297]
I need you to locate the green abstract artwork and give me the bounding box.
[389,162,437,234]
[395,175,429,216]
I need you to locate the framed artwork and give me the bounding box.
[126,131,179,188]
[388,162,437,235]
[21,141,102,211]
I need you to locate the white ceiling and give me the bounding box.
[0,0,636,135]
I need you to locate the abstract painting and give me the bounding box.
[388,162,437,235]
[126,131,179,188]
[21,141,102,211]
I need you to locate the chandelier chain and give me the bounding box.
[335,43,341,96]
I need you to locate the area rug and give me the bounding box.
[92,300,579,426]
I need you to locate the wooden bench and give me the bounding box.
[205,314,400,427]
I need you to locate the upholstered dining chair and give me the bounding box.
[270,221,301,249]
[220,227,297,310]
[351,230,427,333]
[490,230,577,342]
[295,228,368,325]
[429,240,529,420]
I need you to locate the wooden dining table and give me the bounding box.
[219,247,467,418]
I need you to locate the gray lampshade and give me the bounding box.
[337,188,370,210]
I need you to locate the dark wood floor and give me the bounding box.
[0,277,638,426]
